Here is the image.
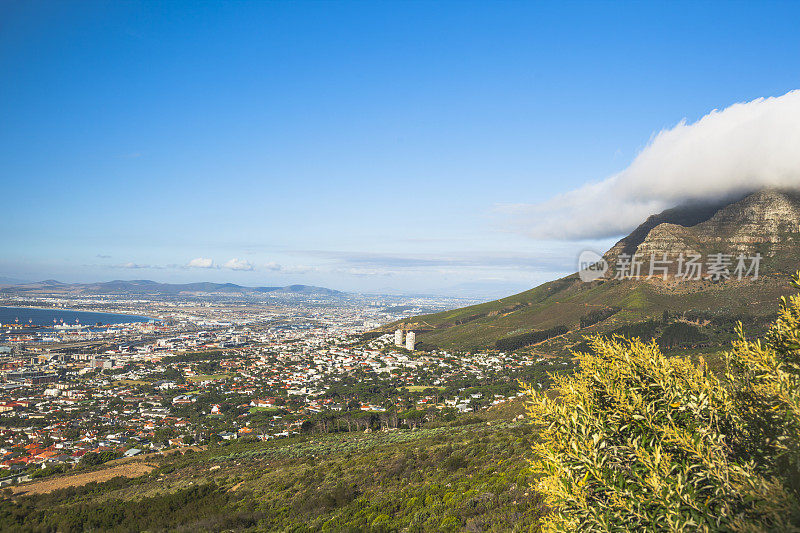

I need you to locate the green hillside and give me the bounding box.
[380,190,800,351]
[1,408,542,532]
[382,274,794,351]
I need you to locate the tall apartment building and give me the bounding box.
[405,331,415,351]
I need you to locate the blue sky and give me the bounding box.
[2,1,799,296]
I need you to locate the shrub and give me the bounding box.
[79,450,120,467]
[496,326,568,351]
[725,277,800,495]
[609,319,660,342]
[525,273,800,532]
[580,307,621,329]
[657,322,708,349]
[444,453,468,472]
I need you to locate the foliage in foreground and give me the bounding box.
[0,416,542,532]
[526,272,800,532]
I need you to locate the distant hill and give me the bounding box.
[380,189,800,351]
[0,279,346,298]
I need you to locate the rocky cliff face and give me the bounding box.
[604,189,800,277]
[696,189,800,247]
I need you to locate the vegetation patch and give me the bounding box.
[579,306,620,329]
[525,273,800,531]
[1,413,543,532]
[186,373,230,382]
[495,326,568,351]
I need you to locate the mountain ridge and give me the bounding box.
[0,279,346,297]
[379,189,800,351]
[605,188,800,271]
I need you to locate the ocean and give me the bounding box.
[0,306,153,328]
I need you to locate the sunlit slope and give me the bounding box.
[379,190,800,351]
[382,274,793,350]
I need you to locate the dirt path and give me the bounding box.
[11,461,156,495]
[9,446,206,496]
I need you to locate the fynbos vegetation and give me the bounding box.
[525,272,800,531]
[495,326,568,351]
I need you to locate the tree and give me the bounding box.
[400,409,426,429]
[525,272,800,532]
[154,427,177,444]
[80,451,119,467]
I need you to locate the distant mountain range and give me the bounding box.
[380,189,800,351]
[0,279,346,298]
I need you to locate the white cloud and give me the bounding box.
[504,90,800,240]
[116,262,151,269]
[259,262,318,274]
[223,258,254,271]
[187,257,215,269]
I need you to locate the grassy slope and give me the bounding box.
[383,275,794,351]
[1,404,543,533]
[379,194,800,351]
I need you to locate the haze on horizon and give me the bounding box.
[2,1,800,297]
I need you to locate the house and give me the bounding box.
[171,395,195,405]
[250,398,277,408]
[0,402,23,413]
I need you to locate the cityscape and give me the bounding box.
[0,287,573,489]
[3,1,800,531]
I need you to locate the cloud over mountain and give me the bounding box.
[506,90,800,240]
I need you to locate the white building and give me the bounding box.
[394,329,404,347]
[405,331,415,351]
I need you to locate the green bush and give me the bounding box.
[580,306,620,329]
[79,450,120,467]
[496,326,568,351]
[609,319,660,342]
[657,321,708,348]
[525,272,800,532]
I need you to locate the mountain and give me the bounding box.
[0,279,346,298]
[604,189,800,272]
[380,189,800,351]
